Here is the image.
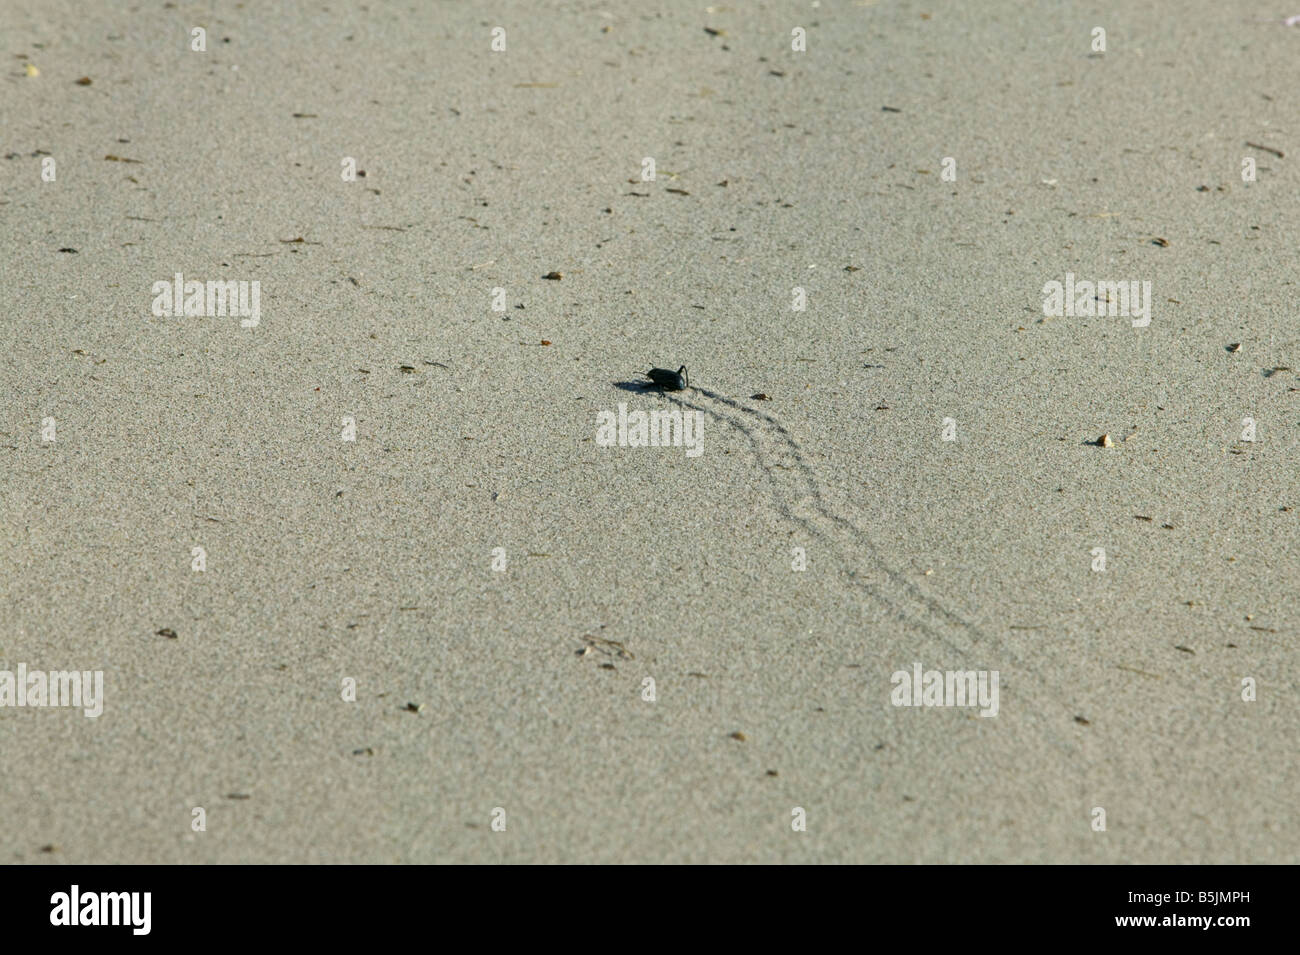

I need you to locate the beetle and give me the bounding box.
[645,365,689,391]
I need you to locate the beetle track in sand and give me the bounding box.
[678,385,1096,768]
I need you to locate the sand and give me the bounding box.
[2,0,1298,863]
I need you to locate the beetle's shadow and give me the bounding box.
[613,379,668,395]
[612,381,704,409]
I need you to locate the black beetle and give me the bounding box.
[646,365,689,390]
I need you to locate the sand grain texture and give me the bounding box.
[1,0,1297,863]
